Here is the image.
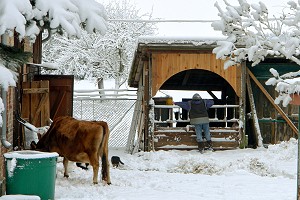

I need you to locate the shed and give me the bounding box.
[126,36,299,152]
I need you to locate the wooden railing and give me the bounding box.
[154,104,239,128]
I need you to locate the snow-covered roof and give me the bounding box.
[137,35,226,48]
[27,62,59,70]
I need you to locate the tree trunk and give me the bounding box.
[97,77,104,97]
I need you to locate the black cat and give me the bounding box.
[111,156,124,168]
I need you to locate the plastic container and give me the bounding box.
[4,151,58,200]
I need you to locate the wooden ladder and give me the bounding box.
[126,82,144,154]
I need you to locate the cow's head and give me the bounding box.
[30,141,37,150]
[30,126,51,152]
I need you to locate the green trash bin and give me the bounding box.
[4,150,58,200]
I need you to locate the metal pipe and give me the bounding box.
[1,89,12,148]
[1,34,12,149]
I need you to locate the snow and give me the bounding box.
[212,0,300,106]
[0,0,107,41]
[0,63,16,127]
[138,35,226,46]
[6,158,16,178]
[0,64,16,91]
[4,150,58,159]
[0,195,40,200]
[53,139,297,200]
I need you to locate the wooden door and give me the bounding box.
[21,81,50,127]
[34,75,74,120]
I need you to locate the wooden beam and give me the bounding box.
[22,88,49,94]
[246,74,263,147]
[207,91,218,100]
[182,70,191,86]
[247,68,298,135]
[239,62,247,148]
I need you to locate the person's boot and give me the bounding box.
[197,142,205,153]
[206,140,214,151]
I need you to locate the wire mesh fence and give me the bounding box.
[73,91,136,147]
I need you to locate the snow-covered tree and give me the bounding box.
[0,0,108,127]
[0,0,107,42]
[42,0,157,89]
[211,0,300,106]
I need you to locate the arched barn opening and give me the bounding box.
[159,68,238,127]
[152,68,240,151]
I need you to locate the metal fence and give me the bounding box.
[73,89,137,147]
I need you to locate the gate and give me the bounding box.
[73,89,137,147]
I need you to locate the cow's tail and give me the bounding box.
[98,121,111,184]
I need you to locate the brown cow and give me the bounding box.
[31,116,111,185]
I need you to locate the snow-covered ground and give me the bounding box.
[54,139,297,200]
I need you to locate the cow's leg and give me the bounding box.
[89,154,100,184]
[63,157,69,178]
[102,149,111,185]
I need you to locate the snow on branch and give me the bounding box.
[0,0,108,42]
[266,68,300,107]
[212,0,300,106]
[212,0,300,67]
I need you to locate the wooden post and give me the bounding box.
[246,73,263,147]
[148,54,154,151]
[239,62,247,148]
[144,61,149,151]
[289,95,300,199]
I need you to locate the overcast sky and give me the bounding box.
[115,0,292,37]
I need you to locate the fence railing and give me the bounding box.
[74,88,137,100]
[154,104,239,128]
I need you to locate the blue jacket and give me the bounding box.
[174,99,214,111]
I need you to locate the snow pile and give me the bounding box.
[54,139,297,199]
[6,158,17,178]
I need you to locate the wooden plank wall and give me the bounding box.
[154,127,239,151]
[251,78,297,144]
[151,52,241,97]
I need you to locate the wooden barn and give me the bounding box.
[126,36,299,153]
